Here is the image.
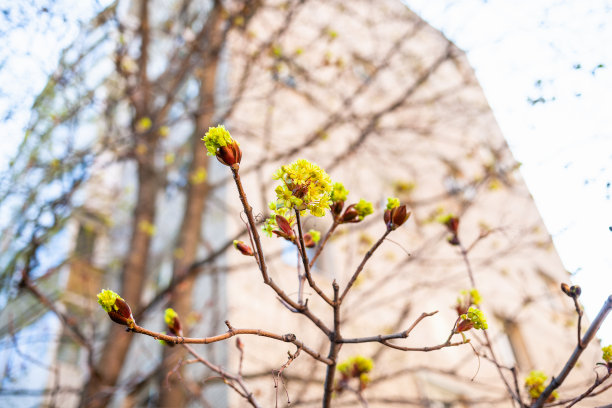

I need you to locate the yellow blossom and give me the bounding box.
[603,345,612,363]
[165,308,178,327]
[202,125,234,156]
[97,289,122,313]
[272,159,332,217]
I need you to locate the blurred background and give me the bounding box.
[1,1,611,407]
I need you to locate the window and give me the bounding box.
[66,223,102,303]
[499,319,532,370]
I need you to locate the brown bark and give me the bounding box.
[81,145,159,407]
[81,1,156,406]
[157,6,223,406]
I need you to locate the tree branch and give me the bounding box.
[531,294,612,408]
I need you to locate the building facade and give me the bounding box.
[1,0,609,407]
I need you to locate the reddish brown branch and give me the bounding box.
[339,311,438,344]
[295,210,334,306]
[308,220,338,269]
[130,322,332,365]
[230,166,332,337]
[339,229,391,303]
[183,343,261,408]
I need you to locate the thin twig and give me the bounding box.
[183,344,261,408]
[129,323,331,364]
[565,370,612,408]
[295,210,333,305]
[339,229,391,303]
[308,220,338,268]
[322,281,342,408]
[572,296,584,348]
[459,242,476,288]
[532,295,612,408]
[230,166,333,337]
[339,311,438,344]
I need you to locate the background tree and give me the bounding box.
[1,0,611,407]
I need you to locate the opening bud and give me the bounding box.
[97,289,135,328]
[560,283,571,296]
[340,204,359,223]
[233,240,254,256]
[331,200,344,217]
[202,125,242,168]
[384,204,411,231]
[216,142,242,167]
[570,285,581,297]
[164,308,183,337]
[274,214,295,240]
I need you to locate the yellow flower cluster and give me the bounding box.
[202,125,234,156]
[524,370,558,401]
[97,289,122,313]
[461,307,488,330]
[272,159,332,217]
[603,345,612,363]
[165,308,178,327]
[354,199,374,220]
[386,197,400,210]
[308,229,321,243]
[330,182,349,202]
[337,355,373,376]
[458,288,482,307]
[525,370,547,399]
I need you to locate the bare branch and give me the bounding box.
[532,295,612,408]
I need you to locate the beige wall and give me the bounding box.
[219,0,609,406]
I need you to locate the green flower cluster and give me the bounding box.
[202,125,234,156]
[272,159,332,217]
[524,370,558,401]
[603,345,612,363]
[165,308,178,327]
[525,370,547,399]
[308,229,321,243]
[386,197,400,210]
[330,182,349,202]
[461,307,488,330]
[337,355,374,377]
[354,199,374,220]
[458,288,481,307]
[97,289,123,313]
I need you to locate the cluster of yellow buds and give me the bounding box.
[201,128,412,235]
[336,355,374,392]
[458,307,488,331]
[454,289,487,333]
[456,288,482,315]
[272,159,333,217]
[603,345,612,366]
[524,370,558,402]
